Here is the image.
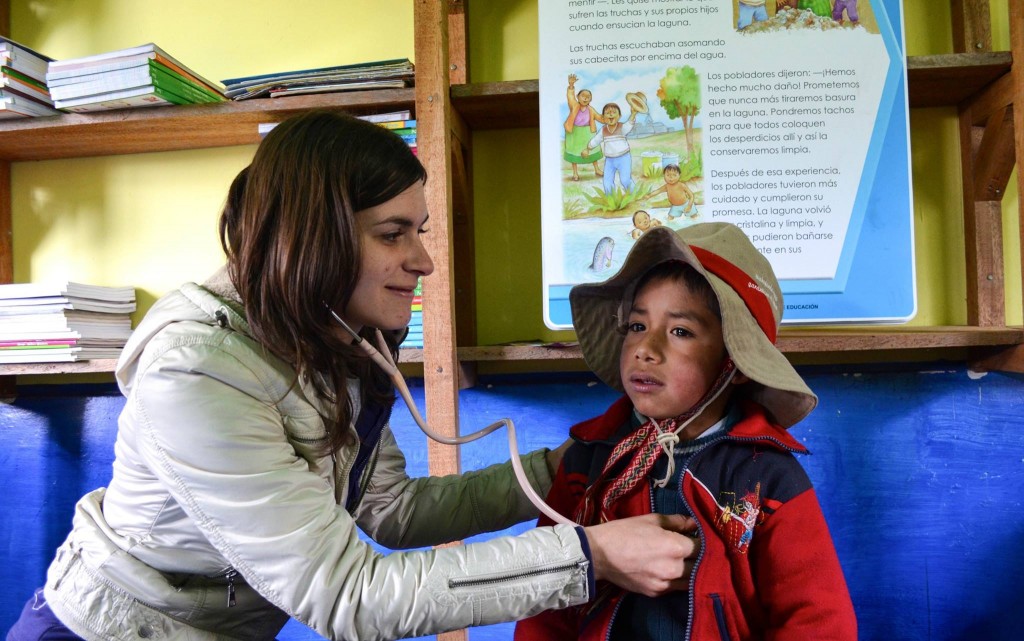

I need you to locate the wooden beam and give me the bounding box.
[448,0,468,85]
[967,71,1015,124]
[958,101,1006,326]
[1011,0,1024,326]
[950,0,992,52]
[450,136,477,389]
[970,343,1024,373]
[413,3,466,638]
[972,105,1016,199]
[0,2,15,397]
[414,2,461,466]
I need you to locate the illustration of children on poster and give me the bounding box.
[554,65,705,287]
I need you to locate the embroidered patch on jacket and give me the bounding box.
[716,482,763,554]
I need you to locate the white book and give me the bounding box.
[0,39,51,83]
[48,65,158,101]
[0,310,131,327]
[0,328,132,342]
[54,85,184,112]
[46,43,223,95]
[0,94,60,117]
[0,282,135,302]
[0,346,123,363]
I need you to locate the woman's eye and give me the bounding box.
[381,231,403,242]
[627,322,645,333]
[417,227,430,235]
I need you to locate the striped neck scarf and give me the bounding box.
[575,360,736,525]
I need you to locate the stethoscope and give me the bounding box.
[328,307,734,528]
[328,308,573,526]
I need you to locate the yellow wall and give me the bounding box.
[8,1,1022,354]
[10,0,415,314]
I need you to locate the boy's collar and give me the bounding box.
[570,397,807,453]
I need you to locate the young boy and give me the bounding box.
[645,163,697,221]
[515,223,856,640]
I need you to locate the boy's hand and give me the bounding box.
[585,514,699,597]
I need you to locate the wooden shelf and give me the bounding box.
[0,359,119,375]
[906,52,1012,107]
[0,52,1006,159]
[417,326,1024,365]
[449,52,1015,130]
[0,89,415,161]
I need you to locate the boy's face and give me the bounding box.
[619,275,730,424]
[604,106,620,124]
[664,168,680,184]
[633,211,651,228]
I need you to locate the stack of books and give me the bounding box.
[403,279,423,348]
[378,115,417,156]
[222,58,413,101]
[0,282,136,364]
[0,37,60,119]
[257,110,415,154]
[46,43,226,113]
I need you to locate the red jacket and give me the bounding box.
[515,396,857,641]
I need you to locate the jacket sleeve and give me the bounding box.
[754,487,858,641]
[515,448,585,640]
[353,427,554,548]
[128,339,590,641]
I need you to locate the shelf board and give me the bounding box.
[0,89,415,161]
[451,80,539,129]
[452,326,1024,362]
[450,52,1014,130]
[4,327,1019,375]
[0,359,119,375]
[906,51,1012,108]
[0,52,1008,159]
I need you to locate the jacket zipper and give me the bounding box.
[348,402,392,512]
[678,436,721,641]
[225,569,238,607]
[448,560,587,589]
[679,431,795,641]
[356,433,384,508]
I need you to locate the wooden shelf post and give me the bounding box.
[965,0,1024,372]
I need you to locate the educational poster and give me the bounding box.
[540,0,914,328]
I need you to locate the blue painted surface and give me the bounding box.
[2,366,1023,640]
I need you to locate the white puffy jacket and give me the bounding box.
[43,269,590,641]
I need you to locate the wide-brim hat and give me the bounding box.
[625,92,649,114]
[569,223,816,428]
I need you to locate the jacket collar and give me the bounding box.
[570,396,808,454]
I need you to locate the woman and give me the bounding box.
[8,111,697,641]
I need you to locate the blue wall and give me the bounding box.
[2,365,1023,640]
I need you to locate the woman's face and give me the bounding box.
[341,181,434,334]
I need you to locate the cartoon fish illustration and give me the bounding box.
[588,236,615,272]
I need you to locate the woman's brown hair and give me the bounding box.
[219,111,426,453]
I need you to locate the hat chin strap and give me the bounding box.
[651,358,737,488]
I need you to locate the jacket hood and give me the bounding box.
[116,266,249,395]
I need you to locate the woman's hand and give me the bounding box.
[584,514,699,597]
